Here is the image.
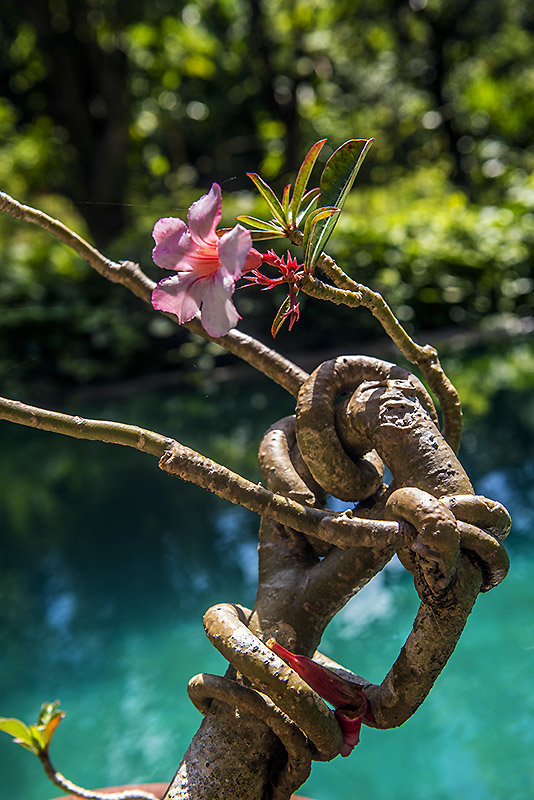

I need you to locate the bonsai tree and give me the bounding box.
[0,139,511,800]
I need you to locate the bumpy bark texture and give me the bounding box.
[163,356,511,800]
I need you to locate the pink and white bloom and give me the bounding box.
[151,183,262,338]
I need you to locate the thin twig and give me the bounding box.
[38,751,159,800]
[0,395,400,548]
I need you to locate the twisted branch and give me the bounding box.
[285,227,462,448]
[187,673,312,800]
[185,355,510,781]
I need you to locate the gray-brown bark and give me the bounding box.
[162,356,510,800]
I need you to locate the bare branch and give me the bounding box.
[0,396,169,456]
[0,394,399,547]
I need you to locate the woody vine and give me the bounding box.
[0,139,511,800]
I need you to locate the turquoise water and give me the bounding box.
[0,379,533,800]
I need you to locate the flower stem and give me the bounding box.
[38,751,159,800]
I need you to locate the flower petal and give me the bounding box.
[187,183,222,246]
[244,247,263,270]
[267,639,368,711]
[151,273,207,324]
[152,217,194,269]
[200,271,240,337]
[218,224,253,281]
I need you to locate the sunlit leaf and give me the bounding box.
[29,725,45,751]
[303,206,341,271]
[13,740,40,755]
[235,216,284,233]
[246,173,287,227]
[296,187,320,226]
[219,223,284,241]
[37,701,61,727]
[271,295,291,338]
[282,183,291,218]
[305,138,374,271]
[0,718,32,741]
[0,702,65,756]
[43,712,65,747]
[290,139,327,224]
[248,230,286,240]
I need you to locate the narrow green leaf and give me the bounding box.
[29,725,45,751]
[271,295,292,338]
[302,206,340,247]
[235,215,284,233]
[218,224,284,241]
[306,138,374,271]
[289,139,327,224]
[246,173,287,227]
[248,230,286,241]
[37,701,60,727]
[13,740,40,755]
[296,187,320,226]
[302,206,341,271]
[0,718,32,741]
[282,183,292,218]
[321,138,374,208]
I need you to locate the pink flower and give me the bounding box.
[151,183,262,338]
[267,638,373,757]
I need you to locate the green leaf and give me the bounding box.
[235,215,284,233]
[271,295,292,338]
[219,223,284,241]
[37,701,60,727]
[0,718,32,742]
[290,139,326,224]
[0,701,65,756]
[248,230,286,241]
[305,138,374,271]
[302,206,341,271]
[29,725,45,751]
[246,173,287,227]
[282,183,291,218]
[296,188,320,226]
[14,740,40,755]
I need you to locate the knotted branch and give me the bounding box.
[170,354,510,799]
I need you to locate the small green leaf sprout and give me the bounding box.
[0,700,64,756]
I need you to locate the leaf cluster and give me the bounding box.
[0,701,64,756]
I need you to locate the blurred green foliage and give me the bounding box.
[0,0,533,396]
